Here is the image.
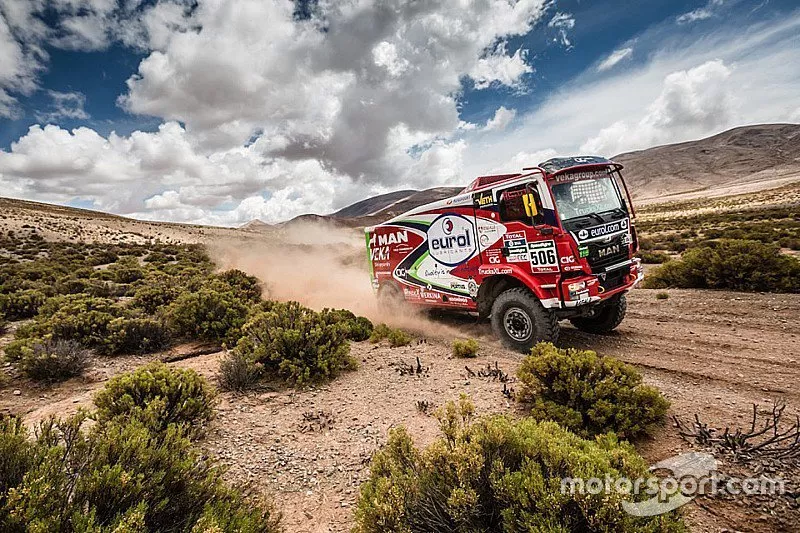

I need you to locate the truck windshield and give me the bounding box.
[551,176,623,221]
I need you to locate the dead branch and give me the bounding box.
[674,401,800,463]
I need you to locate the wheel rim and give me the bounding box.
[503,307,533,341]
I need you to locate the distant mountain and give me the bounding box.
[332,189,417,218]
[614,123,800,200]
[240,219,271,231]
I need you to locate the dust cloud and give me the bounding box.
[208,220,469,339]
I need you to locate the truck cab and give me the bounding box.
[365,156,643,352]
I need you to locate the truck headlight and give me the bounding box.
[568,281,586,292]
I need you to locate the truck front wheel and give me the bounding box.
[491,288,559,353]
[569,294,627,334]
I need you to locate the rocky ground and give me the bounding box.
[3,287,799,532]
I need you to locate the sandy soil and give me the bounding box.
[3,288,799,532]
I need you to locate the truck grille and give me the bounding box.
[586,234,629,273]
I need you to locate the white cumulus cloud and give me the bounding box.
[484,106,517,132]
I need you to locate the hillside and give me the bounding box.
[614,123,800,200]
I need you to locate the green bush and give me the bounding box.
[31,296,123,348]
[130,280,182,314]
[94,362,216,434]
[218,350,263,392]
[370,323,412,347]
[17,339,90,382]
[102,317,171,355]
[321,308,374,341]
[452,338,479,358]
[0,289,48,319]
[165,288,250,343]
[655,291,669,300]
[517,343,669,439]
[0,415,34,516]
[354,396,683,533]
[232,301,355,386]
[211,269,263,302]
[643,239,800,293]
[0,414,280,533]
[638,250,671,264]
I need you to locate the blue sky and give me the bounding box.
[0,0,798,225]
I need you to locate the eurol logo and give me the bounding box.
[428,214,476,267]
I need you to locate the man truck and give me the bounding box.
[365,156,643,352]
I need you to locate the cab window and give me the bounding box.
[498,185,544,225]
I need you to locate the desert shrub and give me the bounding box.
[321,308,374,341]
[17,338,90,382]
[0,316,6,334]
[0,415,34,516]
[102,317,171,355]
[370,323,412,347]
[452,338,479,358]
[86,248,118,266]
[25,296,124,348]
[165,287,250,343]
[656,291,669,300]
[130,278,182,314]
[218,350,263,392]
[94,362,216,433]
[354,396,683,533]
[232,301,355,386]
[387,328,412,347]
[1,414,280,533]
[517,343,669,439]
[211,269,263,302]
[0,289,48,319]
[638,250,671,264]
[643,239,800,293]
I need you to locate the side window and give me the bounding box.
[498,185,544,225]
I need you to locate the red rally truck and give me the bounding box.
[365,156,643,352]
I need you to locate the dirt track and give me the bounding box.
[3,287,798,532]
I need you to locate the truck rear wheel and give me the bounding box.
[569,294,627,334]
[377,283,406,312]
[491,287,559,353]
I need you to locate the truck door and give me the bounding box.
[496,183,560,275]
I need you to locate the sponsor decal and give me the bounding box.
[422,265,452,279]
[473,191,495,208]
[370,247,389,261]
[448,296,470,304]
[428,214,477,267]
[467,278,479,298]
[579,246,589,258]
[478,266,513,275]
[504,231,525,240]
[551,170,609,183]
[369,230,408,247]
[450,281,467,290]
[560,255,576,264]
[574,218,629,242]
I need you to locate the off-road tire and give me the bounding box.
[570,294,627,334]
[490,287,559,353]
